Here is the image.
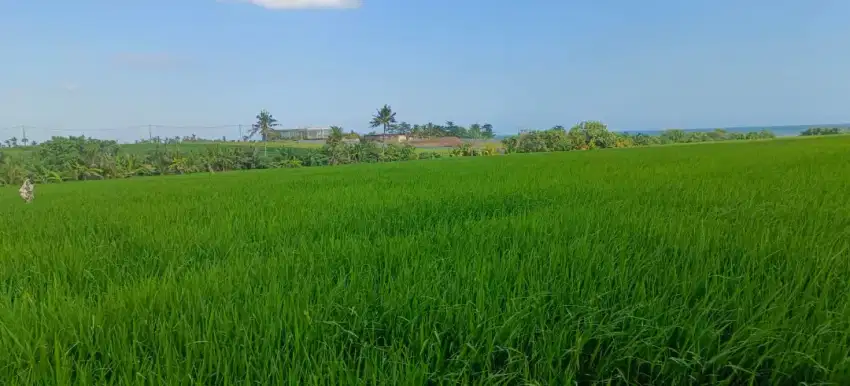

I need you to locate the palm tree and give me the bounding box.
[327,126,344,145]
[248,109,280,157]
[9,137,17,147]
[369,104,397,135]
[248,109,279,141]
[468,123,482,140]
[21,137,29,147]
[481,123,495,139]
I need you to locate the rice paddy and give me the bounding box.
[1,136,848,384]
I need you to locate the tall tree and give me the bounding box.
[393,121,412,135]
[324,126,347,165]
[444,121,467,137]
[248,109,280,141]
[481,123,495,139]
[468,123,482,139]
[423,122,442,137]
[369,104,397,135]
[327,126,344,145]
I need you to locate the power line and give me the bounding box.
[0,124,249,133]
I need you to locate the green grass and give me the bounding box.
[1,140,456,158]
[1,136,849,384]
[118,140,324,155]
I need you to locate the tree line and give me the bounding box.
[0,106,481,186]
[500,122,777,153]
[0,133,456,186]
[367,104,496,139]
[0,105,792,186]
[2,137,37,148]
[800,127,849,136]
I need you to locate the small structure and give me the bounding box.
[364,134,407,143]
[19,178,34,203]
[408,136,464,147]
[275,126,333,140]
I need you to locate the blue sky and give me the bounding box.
[1,0,848,142]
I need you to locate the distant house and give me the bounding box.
[364,134,407,143]
[275,126,333,140]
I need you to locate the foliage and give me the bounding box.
[247,109,280,141]
[502,122,779,154]
[801,127,849,136]
[369,104,397,135]
[0,134,432,186]
[449,143,499,157]
[364,108,496,140]
[2,136,850,384]
[388,120,496,139]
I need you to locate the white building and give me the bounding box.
[275,126,333,140]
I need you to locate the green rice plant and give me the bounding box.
[0,136,848,384]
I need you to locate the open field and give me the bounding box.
[1,136,849,383]
[113,140,326,156]
[0,141,324,158]
[1,138,495,158]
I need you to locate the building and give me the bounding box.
[364,134,407,143]
[275,126,333,140]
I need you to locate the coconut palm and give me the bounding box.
[369,105,397,135]
[247,109,280,141]
[327,126,344,145]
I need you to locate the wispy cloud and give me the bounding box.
[111,52,186,70]
[223,0,361,10]
[62,82,80,93]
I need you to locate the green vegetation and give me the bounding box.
[122,140,323,154]
[369,104,397,135]
[0,107,503,185]
[0,115,787,187]
[0,135,455,186]
[363,105,496,139]
[245,109,280,141]
[800,127,850,136]
[1,136,848,384]
[502,122,777,153]
[388,120,497,139]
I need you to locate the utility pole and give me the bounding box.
[21,125,26,146]
[238,124,243,141]
[148,124,153,142]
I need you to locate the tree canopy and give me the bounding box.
[370,105,397,135]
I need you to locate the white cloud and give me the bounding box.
[227,0,361,9]
[62,82,80,92]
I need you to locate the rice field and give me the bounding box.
[1,136,849,384]
[119,140,324,155]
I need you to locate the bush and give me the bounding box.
[801,127,848,136]
[500,124,778,154]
